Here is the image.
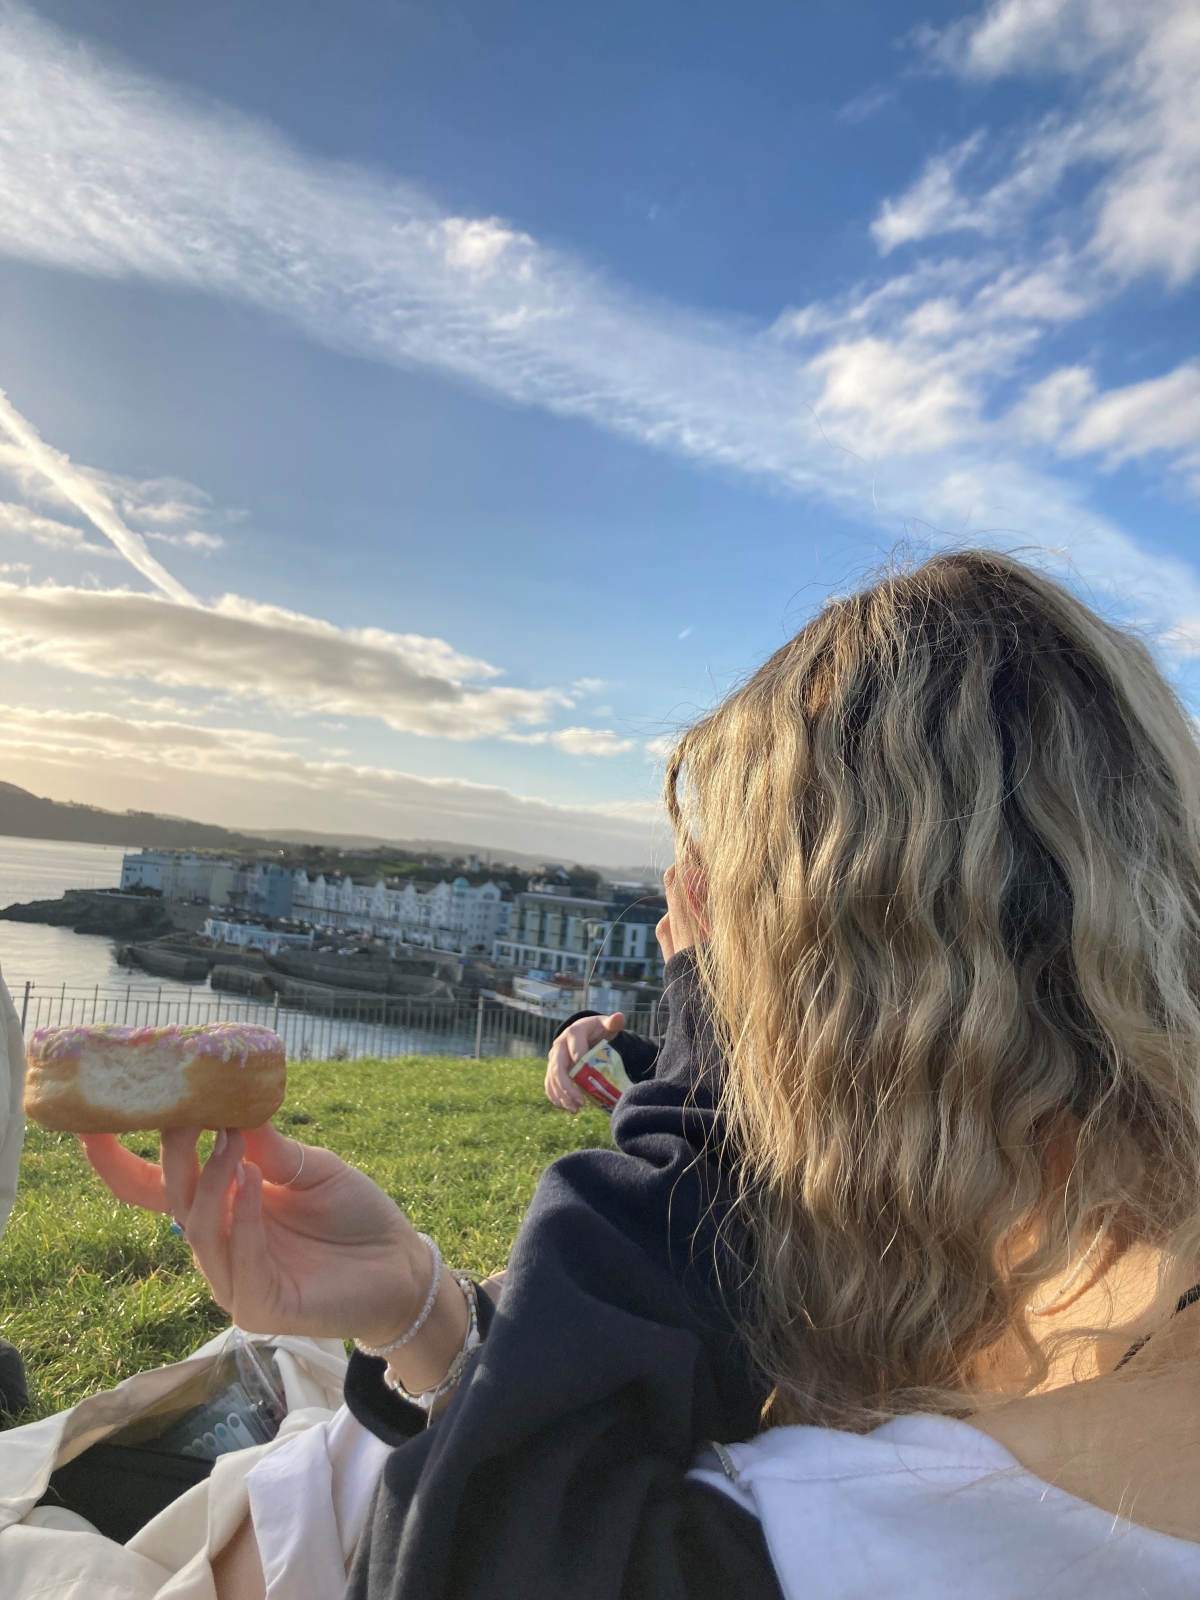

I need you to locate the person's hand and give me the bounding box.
[656,861,707,964]
[80,1124,431,1351]
[544,1011,625,1112]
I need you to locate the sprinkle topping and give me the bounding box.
[28,1021,282,1064]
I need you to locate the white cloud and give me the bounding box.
[0,499,116,555]
[927,0,1168,80]
[0,388,194,601]
[0,395,645,757]
[0,3,1196,655]
[838,86,895,125]
[0,581,572,739]
[145,529,225,552]
[808,335,976,454]
[1014,361,1200,484]
[543,727,637,757]
[0,704,660,863]
[916,0,1200,287]
[871,136,990,254]
[439,217,526,273]
[0,579,649,753]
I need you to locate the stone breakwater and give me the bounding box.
[0,888,173,940]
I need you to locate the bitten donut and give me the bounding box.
[24,1022,287,1134]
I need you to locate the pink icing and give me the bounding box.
[28,1021,282,1064]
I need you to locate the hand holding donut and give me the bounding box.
[83,1125,440,1349]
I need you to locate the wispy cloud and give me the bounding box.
[1014,362,1200,487]
[145,529,225,552]
[0,577,649,753]
[837,86,895,125]
[0,386,642,755]
[0,581,566,739]
[0,1,1197,641]
[909,0,1200,286]
[0,703,658,862]
[0,499,118,555]
[0,388,193,601]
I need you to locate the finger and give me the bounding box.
[160,1126,203,1222]
[546,1059,580,1111]
[544,1061,569,1109]
[79,1134,169,1213]
[562,1014,613,1061]
[241,1124,316,1187]
[227,1160,282,1334]
[186,1127,243,1307]
[554,1059,585,1112]
[600,1011,626,1039]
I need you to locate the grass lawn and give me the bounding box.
[0,1054,611,1423]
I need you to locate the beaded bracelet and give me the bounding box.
[383,1273,481,1420]
[352,1233,442,1358]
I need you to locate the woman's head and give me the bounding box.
[667,550,1200,1425]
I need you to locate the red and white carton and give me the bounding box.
[567,1039,633,1112]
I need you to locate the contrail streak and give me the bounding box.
[0,389,195,604]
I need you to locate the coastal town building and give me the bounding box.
[492,886,664,981]
[230,863,294,920]
[203,919,314,954]
[291,870,510,953]
[120,850,236,905]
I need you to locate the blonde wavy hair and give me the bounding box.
[666,549,1200,1428]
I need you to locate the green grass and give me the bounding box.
[0,1054,611,1422]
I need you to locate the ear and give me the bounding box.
[681,863,709,938]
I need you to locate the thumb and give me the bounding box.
[601,1012,626,1039]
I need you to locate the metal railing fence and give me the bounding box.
[16,981,664,1062]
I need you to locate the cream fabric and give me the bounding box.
[246,1404,392,1600]
[0,966,26,1242]
[0,1329,354,1600]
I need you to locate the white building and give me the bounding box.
[492,888,664,981]
[291,871,510,953]
[121,850,236,906]
[203,919,314,954]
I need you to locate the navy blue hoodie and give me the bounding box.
[344,950,781,1599]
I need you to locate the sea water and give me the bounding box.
[0,836,161,996]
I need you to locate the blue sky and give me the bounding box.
[0,0,1196,864]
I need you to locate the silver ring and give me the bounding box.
[280,1142,306,1187]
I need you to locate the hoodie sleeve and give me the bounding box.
[344,950,766,1600]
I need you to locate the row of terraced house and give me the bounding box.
[120,850,666,980]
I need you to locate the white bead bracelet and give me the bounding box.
[352,1233,442,1358]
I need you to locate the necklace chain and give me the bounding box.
[1026,1209,1116,1317]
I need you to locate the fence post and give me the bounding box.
[272,992,280,1036]
[474,993,484,1059]
[20,981,31,1031]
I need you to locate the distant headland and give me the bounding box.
[0,782,656,881]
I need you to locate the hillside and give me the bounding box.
[0,785,659,880]
[0,783,280,854]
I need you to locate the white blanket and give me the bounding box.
[0,1328,389,1600]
